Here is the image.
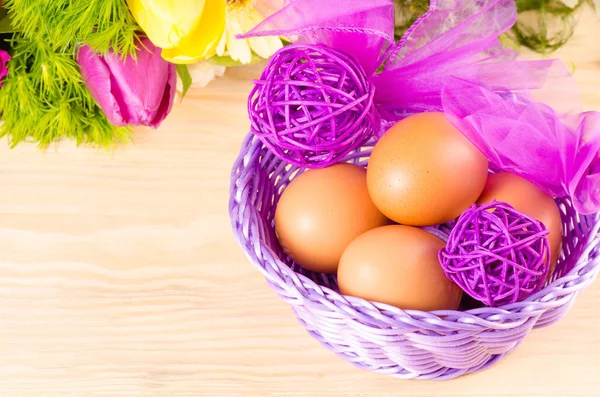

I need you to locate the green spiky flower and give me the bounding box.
[4,0,141,57]
[0,34,132,149]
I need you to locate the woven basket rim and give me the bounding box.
[229,132,600,330]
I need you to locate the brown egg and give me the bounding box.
[274,163,389,274]
[477,172,563,275]
[338,225,462,311]
[367,112,489,226]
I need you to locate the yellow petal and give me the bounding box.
[237,7,283,59]
[216,29,227,57]
[249,35,283,60]
[242,8,283,59]
[161,0,226,64]
[126,0,207,49]
[225,16,252,64]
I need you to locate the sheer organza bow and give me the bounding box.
[247,0,600,215]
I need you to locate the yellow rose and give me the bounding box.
[126,0,226,64]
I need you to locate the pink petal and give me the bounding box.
[77,46,126,126]
[104,38,171,127]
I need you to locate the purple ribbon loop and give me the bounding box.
[245,0,600,214]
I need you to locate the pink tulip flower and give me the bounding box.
[0,49,10,87]
[77,38,177,128]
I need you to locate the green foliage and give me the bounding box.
[507,0,584,54]
[176,64,192,100]
[392,0,587,54]
[3,0,141,56]
[207,52,263,67]
[393,0,431,41]
[0,9,15,34]
[0,34,132,149]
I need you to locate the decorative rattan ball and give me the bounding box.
[248,43,379,168]
[439,201,551,307]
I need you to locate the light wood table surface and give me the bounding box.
[2,7,600,397]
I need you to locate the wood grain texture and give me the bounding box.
[1,6,600,397]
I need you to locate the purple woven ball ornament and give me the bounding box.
[248,43,379,168]
[439,201,551,308]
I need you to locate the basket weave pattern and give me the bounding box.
[229,133,600,380]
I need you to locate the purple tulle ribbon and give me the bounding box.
[245,0,600,215]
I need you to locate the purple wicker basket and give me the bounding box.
[229,133,600,380]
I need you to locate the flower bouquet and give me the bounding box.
[0,0,284,148]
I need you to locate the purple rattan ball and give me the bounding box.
[248,43,379,168]
[439,201,551,308]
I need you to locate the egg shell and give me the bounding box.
[367,112,489,226]
[477,172,563,275]
[338,225,463,311]
[274,163,389,274]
